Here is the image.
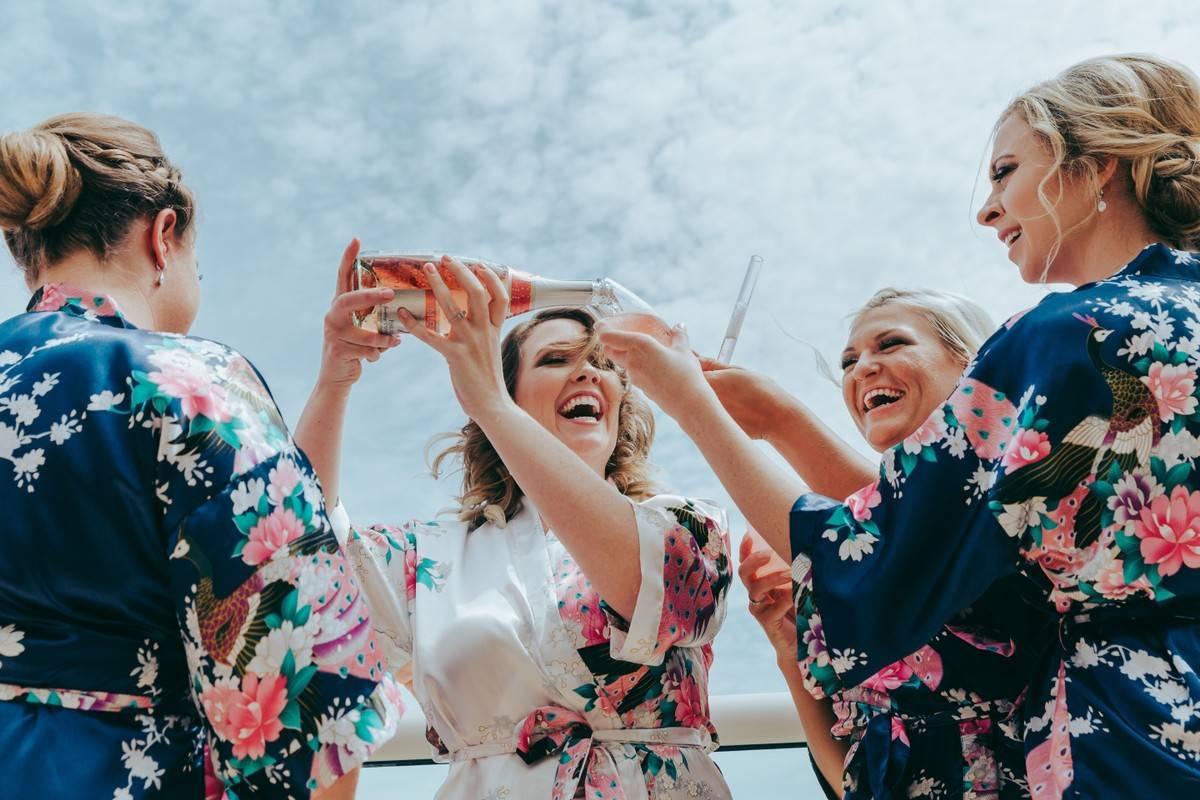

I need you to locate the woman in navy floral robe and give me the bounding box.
[0,114,401,797]
[729,289,1040,799]
[598,55,1200,798]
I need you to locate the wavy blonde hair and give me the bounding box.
[431,307,657,531]
[0,113,195,283]
[1001,54,1200,277]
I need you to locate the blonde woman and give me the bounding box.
[298,254,733,799]
[599,54,1200,798]
[728,289,1040,799]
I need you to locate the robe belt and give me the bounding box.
[0,622,185,714]
[1056,599,1200,649]
[446,705,709,800]
[0,681,156,713]
[844,699,1014,800]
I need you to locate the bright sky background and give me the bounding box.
[3,2,1198,797]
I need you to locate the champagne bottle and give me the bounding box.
[352,252,652,335]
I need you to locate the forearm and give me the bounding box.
[777,656,846,797]
[473,399,642,618]
[295,383,351,503]
[669,384,805,560]
[768,396,876,499]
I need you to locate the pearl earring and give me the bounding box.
[1098,190,1107,213]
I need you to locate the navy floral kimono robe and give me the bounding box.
[0,285,402,798]
[791,244,1200,799]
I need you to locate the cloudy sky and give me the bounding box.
[3,1,1198,796]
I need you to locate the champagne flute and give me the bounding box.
[716,255,764,364]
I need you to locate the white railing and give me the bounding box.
[367,692,807,765]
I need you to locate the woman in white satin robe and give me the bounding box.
[298,254,734,799]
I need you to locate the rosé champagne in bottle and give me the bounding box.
[352,252,656,334]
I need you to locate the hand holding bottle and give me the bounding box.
[738,529,797,664]
[395,255,512,421]
[318,238,402,391]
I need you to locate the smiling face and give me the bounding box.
[976,114,1099,285]
[512,317,624,476]
[841,304,967,452]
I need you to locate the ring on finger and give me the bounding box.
[748,595,767,607]
[451,308,468,322]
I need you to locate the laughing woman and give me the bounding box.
[597,54,1200,798]
[296,254,734,799]
[727,289,1040,799]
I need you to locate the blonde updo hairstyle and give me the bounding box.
[0,113,195,283]
[851,288,995,368]
[1001,54,1200,268]
[431,307,657,531]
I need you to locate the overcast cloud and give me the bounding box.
[2,2,1197,796]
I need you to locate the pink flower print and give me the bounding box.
[890,716,910,746]
[901,412,947,455]
[202,744,226,800]
[201,674,288,760]
[1002,428,1052,471]
[669,674,707,729]
[148,349,231,422]
[554,554,609,646]
[32,283,70,312]
[859,660,914,693]
[403,545,418,601]
[243,507,305,566]
[1095,555,1155,601]
[1141,361,1199,422]
[266,459,303,505]
[845,480,882,522]
[1135,485,1200,576]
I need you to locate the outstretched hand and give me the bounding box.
[696,356,787,441]
[318,238,401,390]
[396,255,512,421]
[738,529,797,663]
[594,321,710,418]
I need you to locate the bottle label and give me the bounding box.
[510,277,533,316]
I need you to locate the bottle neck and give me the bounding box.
[527,278,603,313]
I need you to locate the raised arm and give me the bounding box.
[295,238,399,503]
[598,325,805,563]
[700,357,875,498]
[398,257,661,620]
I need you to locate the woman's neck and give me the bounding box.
[1059,209,1160,287]
[35,252,156,329]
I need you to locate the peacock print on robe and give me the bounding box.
[0,284,402,798]
[789,244,1200,799]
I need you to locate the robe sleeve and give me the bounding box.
[334,510,424,675]
[148,342,402,795]
[606,495,732,665]
[790,297,1120,689]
